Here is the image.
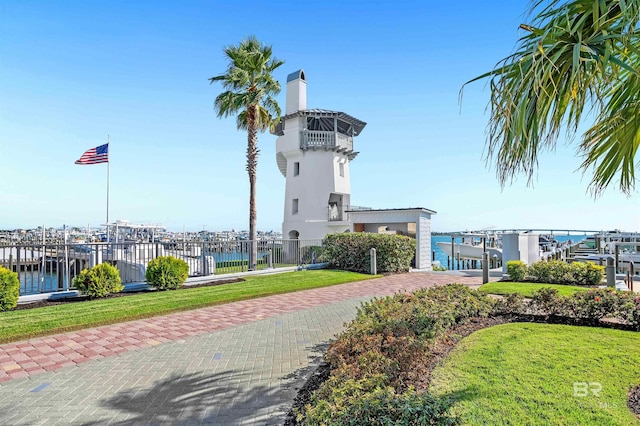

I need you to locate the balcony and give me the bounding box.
[301,131,357,158]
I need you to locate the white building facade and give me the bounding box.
[274,70,436,270]
[274,70,366,241]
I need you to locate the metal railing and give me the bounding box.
[1,239,326,296]
[301,130,353,151]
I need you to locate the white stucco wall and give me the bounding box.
[350,209,434,270]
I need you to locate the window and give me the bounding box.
[292,198,299,215]
[294,162,300,176]
[339,162,344,177]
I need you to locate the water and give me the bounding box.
[19,272,70,296]
[430,234,587,270]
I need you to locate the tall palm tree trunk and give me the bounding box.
[247,107,258,270]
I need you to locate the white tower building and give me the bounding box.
[274,70,366,241]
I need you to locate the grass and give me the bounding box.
[0,269,375,344]
[430,323,640,425]
[214,262,297,275]
[478,281,589,297]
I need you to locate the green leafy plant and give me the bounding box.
[146,256,189,290]
[491,292,526,315]
[73,263,123,298]
[303,382,455,426]
[323,233,416,273]
[506,260,527,281]
[526,260,604,286]
[0,266,20,311]
[300,284,494,424]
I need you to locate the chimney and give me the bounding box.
[286,69,306,115]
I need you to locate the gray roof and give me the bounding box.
[280,109,367,136]
[347,207,438,215]
[286,69,306,82]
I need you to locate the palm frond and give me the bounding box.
[466,0,640,195]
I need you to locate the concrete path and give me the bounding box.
[0,272,483,425]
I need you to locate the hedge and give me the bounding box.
[506,259,604,286]
[322,233,416,273]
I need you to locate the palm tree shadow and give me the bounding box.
[83,369,286,425]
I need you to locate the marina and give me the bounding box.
[2,227,638,298]
[431,229,640,274]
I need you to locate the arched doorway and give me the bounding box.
[287,230,300,264]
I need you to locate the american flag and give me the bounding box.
[75,143,109,165]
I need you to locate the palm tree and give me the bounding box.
[210,36,284,270]
[467,0,639,196]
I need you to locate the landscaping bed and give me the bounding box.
[289,284,640,425]
[285,316,508,426]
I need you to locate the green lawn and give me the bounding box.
[430,323,640,425]
[478,281,589,297]
[214,262,296,275]
[0,269,375,344]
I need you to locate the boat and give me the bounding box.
[436,233,502,261]
[573,230,640,273]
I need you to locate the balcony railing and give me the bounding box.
[301,130,353,152]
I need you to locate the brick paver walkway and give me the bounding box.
[0,272,482,425]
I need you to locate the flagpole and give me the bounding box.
[107,134,110,225]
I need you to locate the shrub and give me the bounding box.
[323,233,416,273]
[570,262,604,285]
[619,294,640,330]
[73,263,123,298]
[567,288,622,321]
[528,288,567,316]
[527,260,604,285]
[492,292,526,315]
[146,256,189,290]
[0,266,20,311]
[325,284,494,389]
[506,260,527,281]
[303,382,455,426]
[525,287,639,328]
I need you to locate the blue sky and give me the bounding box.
[1,0,638,233]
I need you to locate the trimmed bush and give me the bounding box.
[0,266,20,311]
[146,256,189,290]
[303,382,455,426]
[73,263,123,298]
[526,260,604,285]
[506,260,527,281]
[323,233,416,273]
[526,287,640,329]
[492,292,526,315]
